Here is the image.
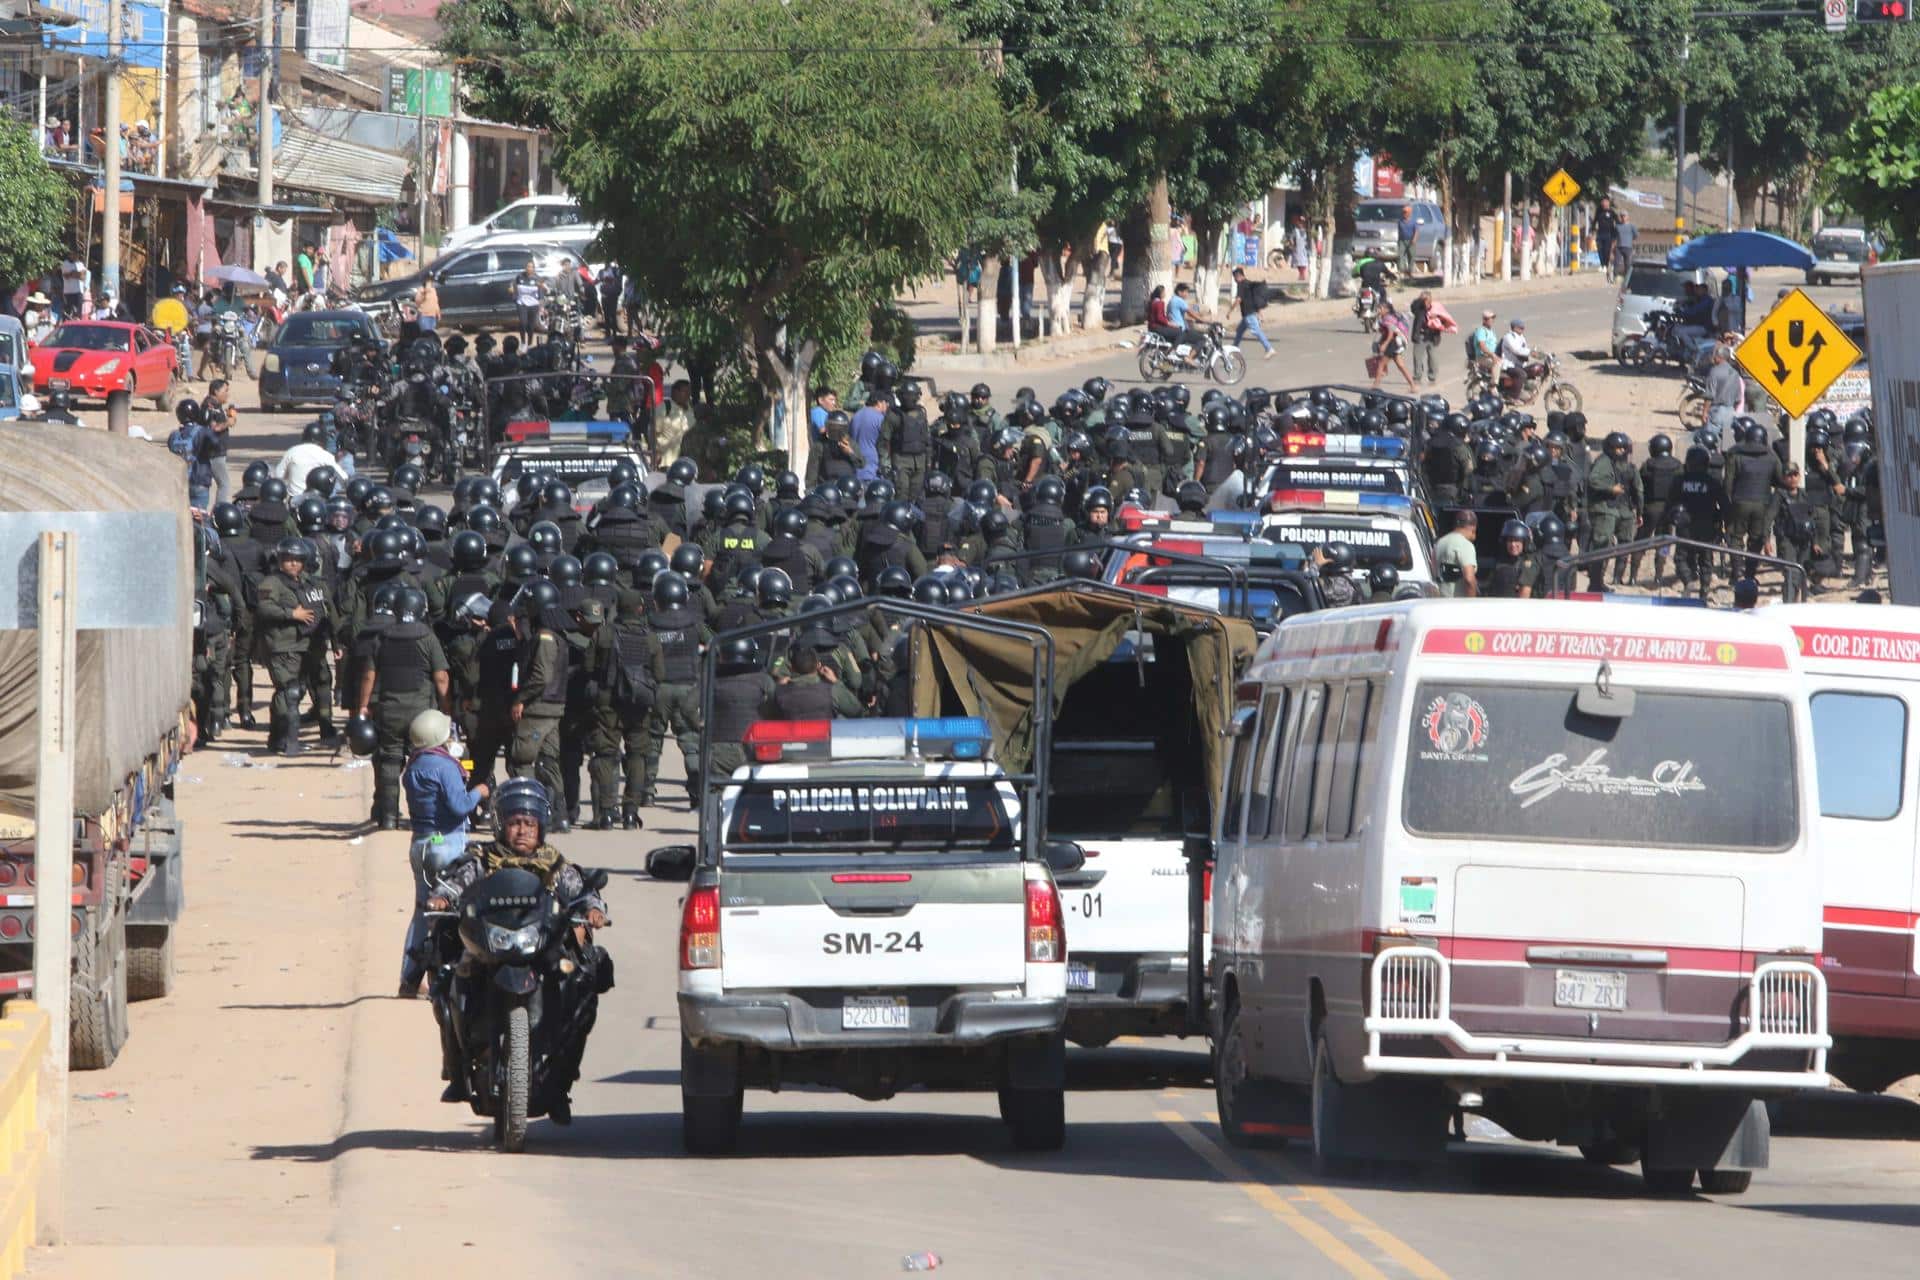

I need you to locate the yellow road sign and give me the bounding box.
[1733,287,1863,419]
[1543,169,1581,207]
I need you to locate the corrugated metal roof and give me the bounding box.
[273,121,410,205]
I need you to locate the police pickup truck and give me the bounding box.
[489,419,646,515]
[648,601,1078,1154]
[1262,488,1439,590]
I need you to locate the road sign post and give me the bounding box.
[1543,169,1580,208]
[1733,287,1864,419]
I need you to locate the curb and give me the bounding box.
[911,270,1610,372]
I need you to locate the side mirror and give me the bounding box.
[1043,840,1085,876]
[645,844,695,883]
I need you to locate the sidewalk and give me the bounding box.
[908,269,1610,372]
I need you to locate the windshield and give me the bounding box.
[41,324,129,352]
[0,334,21,367]
[1401,683,1796,851]
[1623,267,1697,301]
[1357,201,1409,224]
[1812,236,1869,262]
[724,778,1015,851]
[1265,522,1417,571]
[277,314,372,345]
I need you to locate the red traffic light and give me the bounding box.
[1856,0,1913,19]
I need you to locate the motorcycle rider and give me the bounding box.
[398,709,489,996]
[424,776,609,1117]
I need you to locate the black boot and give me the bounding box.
[237,709,258,730]
[622,809,641,831]
[590,811,616,831]
[316,720,343,748]
[280,723,305,757]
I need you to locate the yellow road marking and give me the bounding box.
[1196,1110,1451,1280]
[1156,1110,1388,1280]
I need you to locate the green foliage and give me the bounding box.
[1832,82,1920,255]
[0,117,69,288]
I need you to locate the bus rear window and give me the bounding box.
[726,780,1014,851]
[1401,683,1796,851]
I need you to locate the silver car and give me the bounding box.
[1352,198,1446,271]
[1610,260,1713,358]
[1807,229,1873,287]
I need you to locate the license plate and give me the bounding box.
[1554,969,1628,1011]
[841,995,909,1030]
[1067,961,1096,991]
[1830,253,1847,262]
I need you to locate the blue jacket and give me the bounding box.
[402,748,484,848]
[850,406,885,482]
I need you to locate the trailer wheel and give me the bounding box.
[71,911,129,1070]
[126,925,175,1001]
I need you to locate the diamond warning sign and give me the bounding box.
[1734,287,1863,419]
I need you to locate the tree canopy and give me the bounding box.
[0,117,70,289]
[1831,82,1920,256]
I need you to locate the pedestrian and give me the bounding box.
[1595,196,1620,283]
[1433,510,1479,597]
[1230,267,1274,359]
[1613,215,1636,279]
[204,378,237,504]
[850,391,887,483]
[654,379,695,468]
[1704,347,1743,447]
[1396,204,1416,275]
[1288,214,1310,282]
[310,251,331,298]
[59,256,87,321]
[512,261,544,344]
[415,276,440,332]
[1369,302,1416,393]
[1407,291,1455,388]
[20,292,53,343]
[398,709,487,996]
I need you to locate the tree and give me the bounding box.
[445,0,1009,466]
[1831,82,1920,256]
[0,117,70,293]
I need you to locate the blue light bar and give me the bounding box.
[1209,510,1262,528]
[905,717,990,759]
[1356,435,1408,458]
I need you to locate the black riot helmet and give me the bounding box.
[365,528,406,571]
[671,543,706,579]
[243,460,273,489]
[635,549,670,589]
[875,566,915,598]
[724,490,756,523]
[969,382,993,404]
[259,477,289,506]
[859,350,885,383]
[757,568,793,608]
[514,577,560,621]
[547,554,582,587]
[451,530,489,571]
[212,502,246,537]
[502,543,540,585]
[1318,541,1355,574]
[667,457,699,486]
[1648,433,1673,458]
[391,463,423,496]
[295,497,326,535]
[883,501,916,534]
[701,489,728,523]
[1501,519,1533,549]
[651,570,691,609]
[1061,548,1102,579]
[772,507,808,539]
[1603,431,1632,458]
[775,469,803,500]
[823,555,859,583]
[1368,563,1400,596]
[575,552,613,586]
[542,479,574,509]
[465,504,502,536]
[304,467,339,499]
[923,471,954,499]
[346,475,376,507]
[527,521,565,556]
[911,575,950,606]
[606,461,639,491]
[734,463,766,496]
[1032,475,1067,507]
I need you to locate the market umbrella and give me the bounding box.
[204,264,271,287]
[1665,231,1815,272]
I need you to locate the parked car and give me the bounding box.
[0,316,32,387]
[0,364,32,421]
[1610,259,1713,358]
[1351,198,1446,272]
[1807,228,1875,287]
[26,320,179,408]
[352,243,579,330]
[439,195,595,255]
[257,310,382,412]
[436,223,605,265]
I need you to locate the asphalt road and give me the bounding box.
[43,278,1912,1280]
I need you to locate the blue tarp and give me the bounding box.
[1666,231,1814,272]
[376,227,413,265]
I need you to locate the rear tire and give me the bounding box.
[126,925,174,1001]
[682,1091,743,1156]
[71,911,129,1070]
[497,1001,531,1152]
[999,1086,1066,1152]
[1310,1031,1349,1176]
[1641,1163,1696,1195]
[1215,999,1278,1148]
[1697,1168,1753,1195]
[1137,346,1169,382]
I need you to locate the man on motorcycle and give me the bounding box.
[1467,310,1499,378]
[425,776,609,1115]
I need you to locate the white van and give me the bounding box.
[1210,600,1828,1194]
[1775,602,1920,1093]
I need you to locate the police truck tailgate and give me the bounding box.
[1061,838,1190,958]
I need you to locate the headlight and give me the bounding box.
[97,359,120,375]
[263,353,280,373]
[483,922,543,955]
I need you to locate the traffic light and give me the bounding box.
[1857,0,1913,20]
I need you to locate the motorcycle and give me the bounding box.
[1136,322,1247,386]
[1618,308,1684,370]
[1353,284,1383,334]
[427,864,611,1152]
[1677,371,1711,430]
[1468,350,1582,414]
[210,310,250,381]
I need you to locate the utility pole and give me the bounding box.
[1674,36,1690,246]
[416,66,429,250]
[32,531,75,1245]
[1500,171,1512,282]
[255,0,273,268]
[101,0,123,302]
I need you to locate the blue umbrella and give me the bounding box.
[376,226,414,265]
[1665,231,1814,272]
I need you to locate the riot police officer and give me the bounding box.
[355,587,449,829]
[1020,476,1076,585]
[253,538,331,756]
[1628,433,1682,587]
[508,578,571,827]
[1583,432,1640,592]
[642,571,709,810]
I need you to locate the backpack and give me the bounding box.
[167,422,200,461]
[603,625,659,713]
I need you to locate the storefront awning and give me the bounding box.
[271,122,409,206]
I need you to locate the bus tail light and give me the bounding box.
[1026,880,1063,963]
[680,885,720,971]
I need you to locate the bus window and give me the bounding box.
[1310,683,1349,837]
[1811,691,1906,821]
[1284,684,1328,841]
[1246,689,1286,835]
[1328,682,1374,839]
[1223,711,1256,839]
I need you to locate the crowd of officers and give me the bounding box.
[185,365,1887,831]
[1416,396,1884,600]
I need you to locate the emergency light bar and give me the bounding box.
[1118,506,1261,534]
[1283,430,1410,459]
[1267,489,1414,514]
[742,717,991,764]
[502,419,634,443]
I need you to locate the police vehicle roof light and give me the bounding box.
[741,717,991,764]
[1281,430,1326,456]
[1356,435,1409,458]
[502,419,634,443]
[1267,488,1412,514]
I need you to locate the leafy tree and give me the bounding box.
[1831,82,1920,255]
[445,0,1009,465]
[0,117,70,293]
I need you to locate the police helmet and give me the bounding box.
[923,471,954,499]
[911,575,950,606]
[701,489,729,523]
[451,531,489,572]
[1806,427,1831,452]
[541,479,574,510]
[1535,514,1568,546]
[414,505,448,540]
[635,549,670,589]
[371,581,406,616]
[243,460,273,489]
[1318,542,1355,574]
[1061,548,1103,580]
[605,483,642,512]
[394,587,428,624]
[466,504,502,536]
[670,543,705,579]
[1368,562,1400,596]
[772,507,808,539]
[606,461,639,491]
[883,501,916,534]
[652,570,690,609]
[939,390,968,419]
[548,554,582,588]
[503,543,540,585]
[757,569,793,608]
[212,503,246,537]
[875,566,915,598]
[1082,376,1111,404]
[1175,480,1208,514]
[943,571,976,603]
[1742,422,1769,447]
[1501,519,1533,548]
[1603,431,1632,457]
[667,457,699,486]
[896,381,923,408]
[174,398,202,426]
[823,574,863,605]
[965,479,999,510]
[392,463,424,496]
[257,477,288,507]
[527,521,565,556]
[1649,433,1673,458]
[365,485,396,514]
[345,716,379,758]
[1033,475,1067,507]
[980,509,1010,541]
[722,490,756,524]
[860,350,885,383]
[365,529,406,571]
[823,555,858,583]
[295,497,327,535]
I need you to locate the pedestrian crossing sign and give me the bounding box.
[1543,170,1581,207]
[1734,287,1863,419]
